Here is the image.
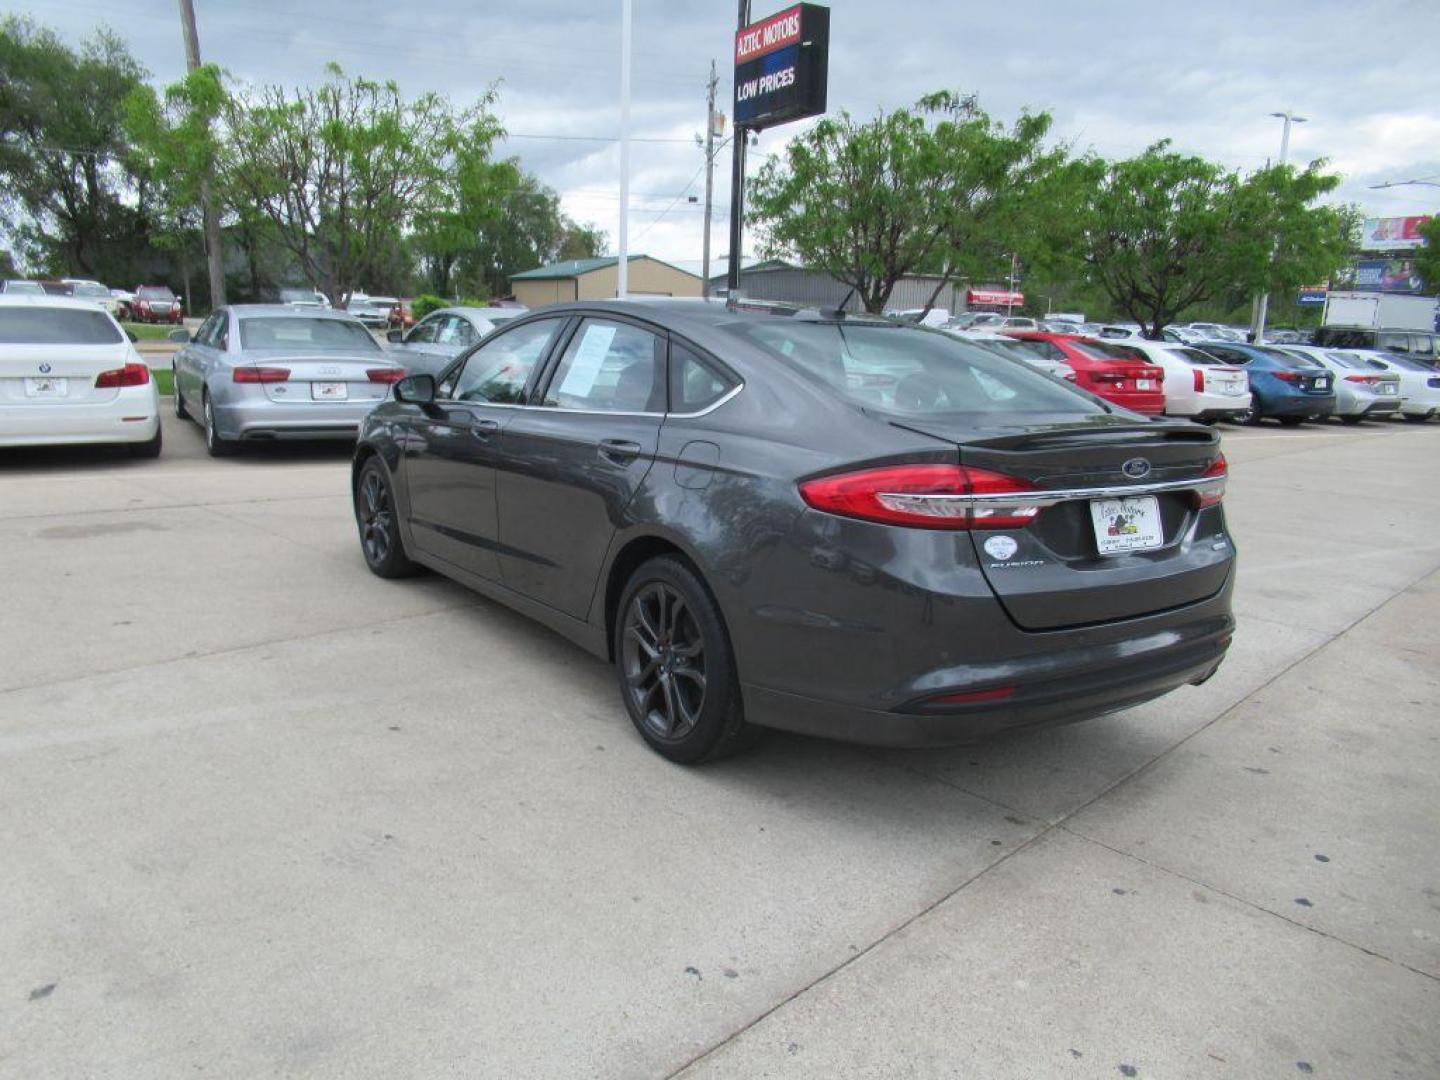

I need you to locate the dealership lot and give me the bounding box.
[1,416,1437,1078]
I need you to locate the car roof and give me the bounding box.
[227,304,363,321]
[0,294,115,311]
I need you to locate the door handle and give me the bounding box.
[470,418,501,439]
[598,438,642,464]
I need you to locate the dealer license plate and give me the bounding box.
[1090,496,1164,556]
[1136,379,1155,390]
[1380,383,1397,395]
[24,377,68,398]
[311,381,348,400]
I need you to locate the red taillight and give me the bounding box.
[1272,370,1300,383]
[924,686,1017,707]
[1343,374,1379,385]
[94,363,150,388]
[366,368,405,384]
[1193,369,1205,392]
[798,464,1041,530]
[1196,453,1227,509]
[233,366,290,383]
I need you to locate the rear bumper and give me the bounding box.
[1094,390,1164,414]
[742,610,1233,748]
[1263,393,1334,417]
[213,399,380,441]
[0,389,160,447]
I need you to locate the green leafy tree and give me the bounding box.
[746,94,1066,313]
[1071,142,1351,338]
[0,17,149,280]
[1412,215,1440,292]
[469,173,607,297]
[219,64,477,307]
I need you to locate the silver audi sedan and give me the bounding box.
[171,305,403,456]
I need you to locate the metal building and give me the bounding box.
[705,259,963,313]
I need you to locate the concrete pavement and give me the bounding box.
[1,414,1437,1078]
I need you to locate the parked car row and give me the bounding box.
[0,278,175,323]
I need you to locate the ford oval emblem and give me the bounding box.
[1122,458,1151,480]
[39,362,51,374]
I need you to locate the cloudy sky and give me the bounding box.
[37,0,1440,268]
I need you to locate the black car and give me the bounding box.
[352,301,1234,763]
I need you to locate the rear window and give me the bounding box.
[1172,347,1226,366]
[3,281,45,295]
[1261,347,1321,368]
[1312,351,1364,370]
[726,321,1101,417]
[982,339,1054,364]
[1369,352,1431,372]
[238,317,380,351]
[0,306,122,344]
[1073,340,1145,362]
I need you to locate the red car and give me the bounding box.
[387,299,416,330]
[132,285,184,324]
[1005,331,1165,414]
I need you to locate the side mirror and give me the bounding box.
[393,373,435,404]
[125,329,138,343]
[386,329,404,343]
[168,328,190,344]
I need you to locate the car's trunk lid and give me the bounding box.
[893,413,1233,630]
[0,343,131,406]
[241,350,399,404]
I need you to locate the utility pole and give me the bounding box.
[1251,109,1307,342]
[726,0,751,302]
[177,0,225,309]
[616,0,633,298]
[701,60,719,298]
[1006,253,1018,318]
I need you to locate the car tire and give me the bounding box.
[128,426,163,459]
[1237,394,1260,425]
[614,555,757,764]
[173,369,188,419]
[1339,415,1364,426]
[354,457,418,579]
[202,392,238,457]
[1403,413,1432,424]
[1278,416,1305,427]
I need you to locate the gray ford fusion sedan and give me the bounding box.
[351,300,1235,763]
[173,305,404,456]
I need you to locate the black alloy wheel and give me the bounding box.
[615,556,754,763]
[355,459,417,578]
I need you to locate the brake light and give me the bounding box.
[366,368,405,384]
[233,366,290,383]
[1272,371,1300,383]
[922,686,1017,708]
[1193,369,1205,392]
[798,464,1041,530]
[1343,375,1379,385]
[94,363,150,388]
[1196,454,1226,509]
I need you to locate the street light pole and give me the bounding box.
[177,0,225,309]
[1251,110,1307,342]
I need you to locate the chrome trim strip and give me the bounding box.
[441,381,744,419]
[882,476,1224,507]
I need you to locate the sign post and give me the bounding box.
[726,3,830,301]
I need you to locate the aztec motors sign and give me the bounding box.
[734,4,829,131]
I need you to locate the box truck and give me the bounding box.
[1321,291,1437,331]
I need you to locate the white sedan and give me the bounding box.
[1348,350,1440,422]
[0,296,161,456]
[1122,340,1250,422]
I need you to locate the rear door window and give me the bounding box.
[1173,347,1226,366]
[1377,332,1411,353]
[541,318,663,413]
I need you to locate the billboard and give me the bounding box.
[1354,257,1423,294]
[1297,288,1327,306]
[1359,216,1432,252]
[967,287,1024,307]
[734,4,829,131]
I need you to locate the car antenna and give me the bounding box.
[816,287,855,321]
